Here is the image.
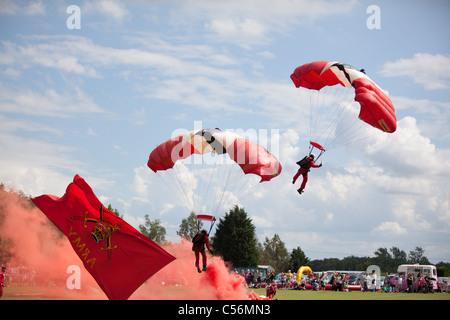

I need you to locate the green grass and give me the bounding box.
[3,285,450,300]
[247,288,450,300]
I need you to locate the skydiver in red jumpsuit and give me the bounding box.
[292,154,322,194]
[192,229,212,273]
[0,266,6,299]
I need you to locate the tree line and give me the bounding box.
[142,204,449,276]
[1,186,448,277]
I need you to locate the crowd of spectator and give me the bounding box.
[234,268,450,294]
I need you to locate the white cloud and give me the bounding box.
[166,0,358,47]
[0,0,45,15]
[205,18,269,48]
[373,221,407,235]
[0,35,242,83]
[364,116,450,177]
[0,133,80,195]
[0,38,100,77]
[390,95,450,141]
[83,0,129,23]
[381,53,450,90]
[22,0,45,16]
[0,83,105,117]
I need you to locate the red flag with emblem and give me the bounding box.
[31,174,175,300]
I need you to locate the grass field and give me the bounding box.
[3,285,450,300]
[248,288,450,300]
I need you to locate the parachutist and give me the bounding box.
[293,154,322,195]
[192,229,212,273]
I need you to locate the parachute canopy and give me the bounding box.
[148,128,282,182]
[147,128,281,218]
[291,61,397,134]
[195,214,216,234]
[195,214,216,222]
[310,141,325,152]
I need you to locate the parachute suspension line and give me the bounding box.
[320,88,353,148]
[209,218,216,235]
[173,163,196,213]
[208,157,265,218]
[309,143,325,161]
[211,163,233,218]
[306,85,359,151]
[199,155,219,215]
[325,87,356,148]
[154,166,195,214]
[211,158,247,217]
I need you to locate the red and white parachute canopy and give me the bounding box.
[147,128,281,219]
[291,61,396,151]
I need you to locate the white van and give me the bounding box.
[396,264,438,291]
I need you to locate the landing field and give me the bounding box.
[2,285,450,300]
[248,288,450,300]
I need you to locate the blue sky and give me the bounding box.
[1,0,449,264]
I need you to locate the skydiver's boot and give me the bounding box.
[297,188,304,195]
[202,266,208,272]
[197,267,202,273]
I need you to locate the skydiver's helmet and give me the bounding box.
[309,154,315,160]
[201,229,207,235]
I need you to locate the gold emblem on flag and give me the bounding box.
[70,205,123,263]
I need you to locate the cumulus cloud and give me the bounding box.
[364,116,450,178]
[381,53,450,90]
[390,95,450,141]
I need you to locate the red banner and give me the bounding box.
[31,175,175,300]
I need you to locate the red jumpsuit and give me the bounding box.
[193,233,211,272]
[0,269,5,299]
[293,157,321,191]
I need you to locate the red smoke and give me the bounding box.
[0,188,249,300]
[133,240,248,300]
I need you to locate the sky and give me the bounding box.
[1,0,449,264]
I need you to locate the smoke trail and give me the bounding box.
[132,239,248,300]
[0,189,249,300]
[0,188,105,299]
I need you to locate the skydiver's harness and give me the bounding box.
[296,141,325,172]
[192,233,206,251]
[296,156,312,169]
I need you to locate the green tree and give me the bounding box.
[408,247,430,264]
[138,214,167,244]
[290,246,310,272]
[107,204,121,217]
[177,211,202,240]
[390,246,408,265]
[259,234,290,272]
[213,205,259,267]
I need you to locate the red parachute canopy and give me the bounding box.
[148,128,282,182]
[195,214,216,222]
[310,141,325,152]
[291,61,397,133]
